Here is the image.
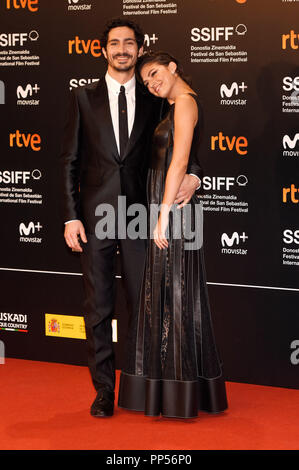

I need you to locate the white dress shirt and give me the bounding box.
[105,71,136,154]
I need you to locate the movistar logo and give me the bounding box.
[283,133,299,149]
[221,232,248,247]
[220,82,247,98]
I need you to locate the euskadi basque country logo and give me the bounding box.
[5,0,39,11]
[0,312,28,332]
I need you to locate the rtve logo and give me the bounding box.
[220,82,247,98]
[0,30,38,47]
[282,30,299,50]
[68,36,101,57]
[9,130,41,151]
[191,24,247,42]
[211,132,248,155]
[17,83,40,98]
[6,0,38,11]
[19,221,42,236]
[282,185,299,203]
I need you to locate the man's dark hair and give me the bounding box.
[100,18,144,50]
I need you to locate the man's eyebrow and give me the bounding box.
[108,37,136,43]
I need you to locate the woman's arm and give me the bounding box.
[154,94,198,249]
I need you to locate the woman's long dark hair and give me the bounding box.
[136,51,192,86]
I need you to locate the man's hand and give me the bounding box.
[64,220,87,253]
[174,174,200,209]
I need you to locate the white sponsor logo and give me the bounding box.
[19,221,42,236]
[0,31,39,47]
[221,231,248,255]
[221,231,248,247]
[283,229,299,244]
[69,77,99,90]
[0,169,41,184]
[19,221,42,243]
[283,133,299,149]
[0,312,28,332]
[67,0,91,10]
[203,175,248,191]
[283,76,299,92]
[191,25,247,42]
[144,33,158,47]
[17,83,40,98]
[220,82,247,98]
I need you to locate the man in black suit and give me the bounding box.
[61,18,202,417]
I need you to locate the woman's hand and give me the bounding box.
[153,212,169,250]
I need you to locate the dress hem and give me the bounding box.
[118,371,228,419]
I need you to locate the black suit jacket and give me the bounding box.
[60,76,202,234]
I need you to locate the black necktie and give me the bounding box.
[118,85,128,158]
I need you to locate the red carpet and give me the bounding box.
[0,358,299,450]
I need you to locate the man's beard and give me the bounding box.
[110,54,136,72]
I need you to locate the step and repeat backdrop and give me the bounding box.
[0,0,299,389]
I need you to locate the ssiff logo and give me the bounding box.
[6,0,38,11]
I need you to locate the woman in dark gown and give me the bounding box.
[118,51,228,419]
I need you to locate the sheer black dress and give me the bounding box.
[118,94,228,418]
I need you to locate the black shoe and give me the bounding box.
[90,387,114,417]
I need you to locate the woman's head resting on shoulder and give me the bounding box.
[137,51,192,99]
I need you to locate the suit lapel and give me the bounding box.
[122,81,149,160]
[92,77,121,162]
